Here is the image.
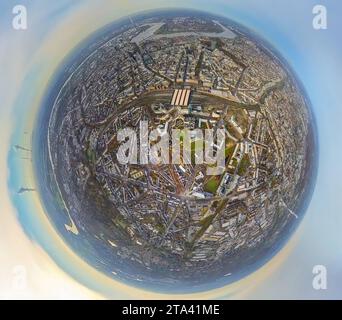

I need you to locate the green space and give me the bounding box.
[191,139,204,164]
[192,213,216,243]
[238,154,250,176]
[113,214,129,230]
[86,145,96,165]
[142,215,165,234]
[225,143,235,160]
[203,176,221,194]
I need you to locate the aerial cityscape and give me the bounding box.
[36,10,316,291]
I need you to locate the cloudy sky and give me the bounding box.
[1,0,342,299]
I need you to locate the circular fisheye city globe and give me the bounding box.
[35,9,317,293]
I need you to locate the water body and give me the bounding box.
[131,20,236,44]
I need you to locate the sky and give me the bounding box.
[1,0,342,299]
